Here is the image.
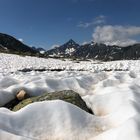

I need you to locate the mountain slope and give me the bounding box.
[0,33,37,55]
[73,42,123,60]
[74,43,140,60]
[32,47,46,54]
[46,39,80,57]
[46,40,140,60]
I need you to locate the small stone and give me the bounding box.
[16,90,27,101]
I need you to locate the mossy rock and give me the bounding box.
[12,90,93,114]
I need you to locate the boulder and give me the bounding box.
[12,90,93,114]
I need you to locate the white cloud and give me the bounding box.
[82,41,88,45]
[92,25,140,46]
[51,44,60,49]
[94,15,106,25]
[78,15,106,28]
[18,38,23,42]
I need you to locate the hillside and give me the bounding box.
[0,33,38,55]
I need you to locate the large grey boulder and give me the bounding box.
[12,90,93,114]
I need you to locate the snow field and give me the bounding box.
[0,53,140,139]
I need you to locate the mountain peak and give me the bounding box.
[66,39,77,45]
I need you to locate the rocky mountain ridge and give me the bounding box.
[0,33,140,60]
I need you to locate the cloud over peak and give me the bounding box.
[93,25,140,46]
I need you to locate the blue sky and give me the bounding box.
[0,0,140,49]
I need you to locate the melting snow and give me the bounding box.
[0,53,140,139]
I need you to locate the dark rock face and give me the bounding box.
[12,90,93,114]
[0,44,8,52]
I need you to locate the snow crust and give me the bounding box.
[0,53,140,139]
